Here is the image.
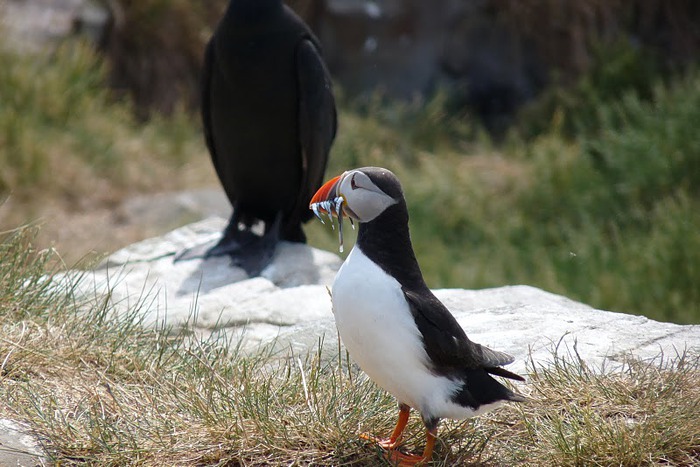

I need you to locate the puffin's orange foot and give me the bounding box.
[361,403,411,450]
[360,432,401,450]
[383,425,436,466]
[384,449,429,466]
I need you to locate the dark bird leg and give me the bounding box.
[175,208,281,277]
[361,403,410,449]
[173,207,255,262]
[280,217,306,243]
[207,208,258,257]
[225,213,282,277]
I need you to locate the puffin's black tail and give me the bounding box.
[487,365,525,382]
[454,368,527,408]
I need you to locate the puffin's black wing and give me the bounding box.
[295,38,337,222]
[403,288,524,381]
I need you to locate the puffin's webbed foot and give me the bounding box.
[362,408,436,467]
[384,449,430,466]
[382,427,436,466]
[360,403,411,450]
[360,433,402,451]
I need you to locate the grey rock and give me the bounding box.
[0,419,45,467]
[115,189,231,234]
[314,0,544,129]
[0,0,110,53]
[318,0,443,99]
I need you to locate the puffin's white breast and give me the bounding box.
[332,247,477,420]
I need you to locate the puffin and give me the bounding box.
[176,0,337,276]
[309,167,525,465]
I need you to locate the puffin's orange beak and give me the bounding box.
[310,173,353,253]
[309,174,342,216]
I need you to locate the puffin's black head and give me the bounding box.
[309,167,403,223]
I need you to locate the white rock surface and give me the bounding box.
[68,217,343,348]
[273,285,700,375]
[61,217,699,374]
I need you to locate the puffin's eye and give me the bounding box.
[350,174,358,190]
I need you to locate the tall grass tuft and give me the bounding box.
[0,41,208,204]
[0,225,70,322]
[514,348,700,466]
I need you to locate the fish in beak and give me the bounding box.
[309,173,354,252]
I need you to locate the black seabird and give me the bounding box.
[310,167,525,465]
[176,0,336,276]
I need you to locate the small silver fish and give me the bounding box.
[310,198,348,253]
[312,203,325,224]
[335,196,345,253]
[323,200,335,229]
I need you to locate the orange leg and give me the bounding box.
[384,427,437,466]
[360,403,411,449]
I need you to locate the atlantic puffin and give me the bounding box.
[176,0,336,276]
[310,167,525,465]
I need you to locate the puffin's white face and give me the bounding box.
[336,170,397,223]
[310,168,398,224]
[310,167,401,252]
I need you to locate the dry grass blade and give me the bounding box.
[499,347,700,466]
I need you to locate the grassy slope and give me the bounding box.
[0,42,216,264]
[1,229,699,465]
[0,42,208,196]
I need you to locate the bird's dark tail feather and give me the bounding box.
[486,367,528,403]
[487,366,525,382]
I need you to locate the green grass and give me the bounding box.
[0,40,208,203]
[309,72,700,324]
[1,227,699,465]
[2,33,700,322]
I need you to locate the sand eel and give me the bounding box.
[310,167,525,465]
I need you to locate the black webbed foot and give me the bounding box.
[174,212,253,262]
[174,213,282,277]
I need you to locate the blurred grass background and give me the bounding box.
[1,1,699,324]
